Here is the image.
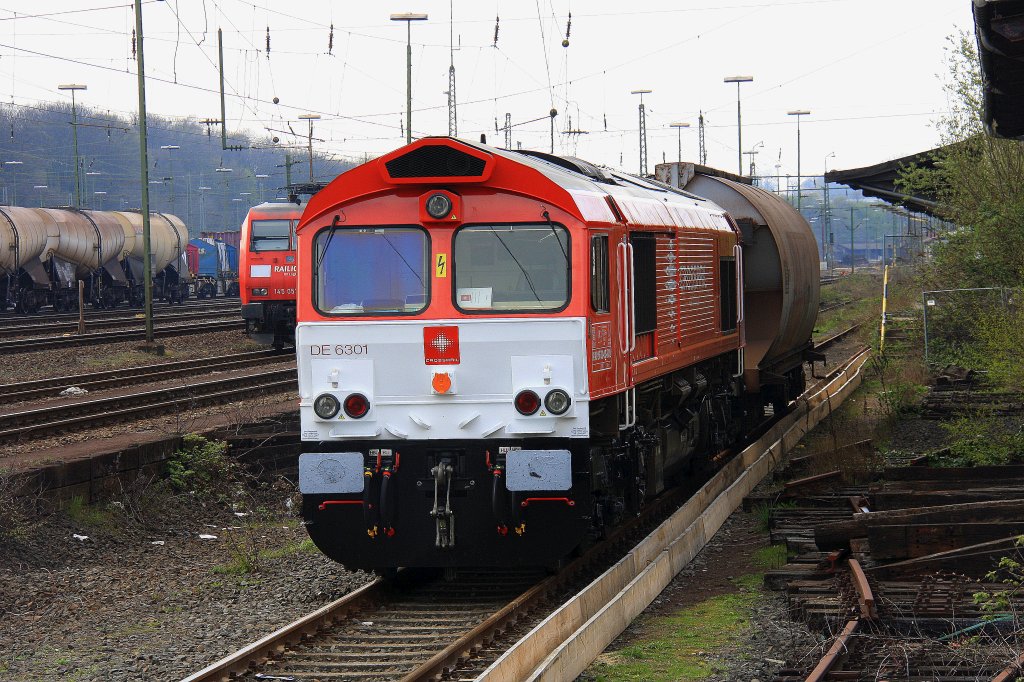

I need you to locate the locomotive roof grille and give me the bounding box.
[385,145,487,179]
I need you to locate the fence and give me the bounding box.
[922,287,1018,366]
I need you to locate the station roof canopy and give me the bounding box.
[824,148,943,218]
[975,0,1024,138]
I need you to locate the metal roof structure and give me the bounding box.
[823,148,943,218]
[974,0,1024,138]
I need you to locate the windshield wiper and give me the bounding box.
[380,232,424,287]
[542,209,569,272]
[490,227,541,302]
[315,214,342,271]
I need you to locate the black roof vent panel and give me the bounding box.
[384,145,488,180]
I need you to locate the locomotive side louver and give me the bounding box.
[381,140,493,183]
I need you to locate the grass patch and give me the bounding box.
[753,544,788,569]
[752,501,795,533]
[212,538,317,575]
[65,495,113,528]
[586,574,762,681]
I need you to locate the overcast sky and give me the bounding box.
[0,0,974,181]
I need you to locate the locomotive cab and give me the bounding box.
[294,138,816,572]
[240,201,301,348]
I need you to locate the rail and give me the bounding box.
[474,347,869,681]
[0,319,245,354]
[0,367,296,442]
[180,346,870,682]
[0,349,290,402]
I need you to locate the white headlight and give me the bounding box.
[313,393,340,419]
[544,389,571,415]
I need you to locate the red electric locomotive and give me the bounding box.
[293,138,819,571]
[239,201,302,348]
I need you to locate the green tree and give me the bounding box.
[897,32,1024,288]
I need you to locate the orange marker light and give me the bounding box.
[432,372,452,394]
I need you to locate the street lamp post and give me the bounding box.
[4,161,22,205]
[391,12,429,145]
[94,190,106,210]
[58,83,87,207]
[670,122,690,164]
[724,76,753,176]
[85,171,101,209]
[198,186,212,232]
[631,89,652,176]
[787,109,811,215]
[160,144,179,211]
[297,114,320,182]
[255,173,269,203]
[33,185,47,207]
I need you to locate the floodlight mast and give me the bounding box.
[724,76,753,176]
[391,13,429,145]
[787,109,811,214]
[631,89,652,176]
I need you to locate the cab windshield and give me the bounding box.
[315,227,429,315]
[453,224,570,311]
[251,219,295,252]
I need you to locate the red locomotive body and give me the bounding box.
[293,138,818,571]
[239,201,302,348]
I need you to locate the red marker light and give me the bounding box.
[343,393,370,419]
[514,390,541,416]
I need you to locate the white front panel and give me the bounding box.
[297,318,589,441]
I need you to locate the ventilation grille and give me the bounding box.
[385,145,486,178]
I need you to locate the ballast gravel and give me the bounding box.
[0,489,371,681]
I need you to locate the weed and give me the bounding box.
[0,469,42,541]
[65,495,113,528]
[870,354,927,420]
[752,501,796,533]
[753,544,788,569]
[167,434,232,497]
[213,535,315,575]
[939,414,1024,466]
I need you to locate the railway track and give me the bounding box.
[183,348,871,682]
[759,455,1024,680]
[814,323,861,351]
[0,307,243,336]
[0,349,291,403]
[0,366,296,443]
[0,319,246,354]
[0,296,239,319]
[184,472,696,682]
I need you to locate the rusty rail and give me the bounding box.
[848,559,877,620]
[804,619,860,682]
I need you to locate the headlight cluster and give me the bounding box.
[313,393,371,420]
[514,388,571,416]
[251,288,268,296]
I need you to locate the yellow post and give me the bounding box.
[879,264,889,354]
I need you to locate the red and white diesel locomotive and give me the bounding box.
[239,201,302,348]
[294,138,819,571]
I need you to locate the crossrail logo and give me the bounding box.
[423,326,460,365]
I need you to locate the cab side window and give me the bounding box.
[591,235,610,313]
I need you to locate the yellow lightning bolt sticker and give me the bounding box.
[435,253,447,278]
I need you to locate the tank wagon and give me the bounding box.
[293,138,819,572]
[239,201,301,348]
[0,207,191,312]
